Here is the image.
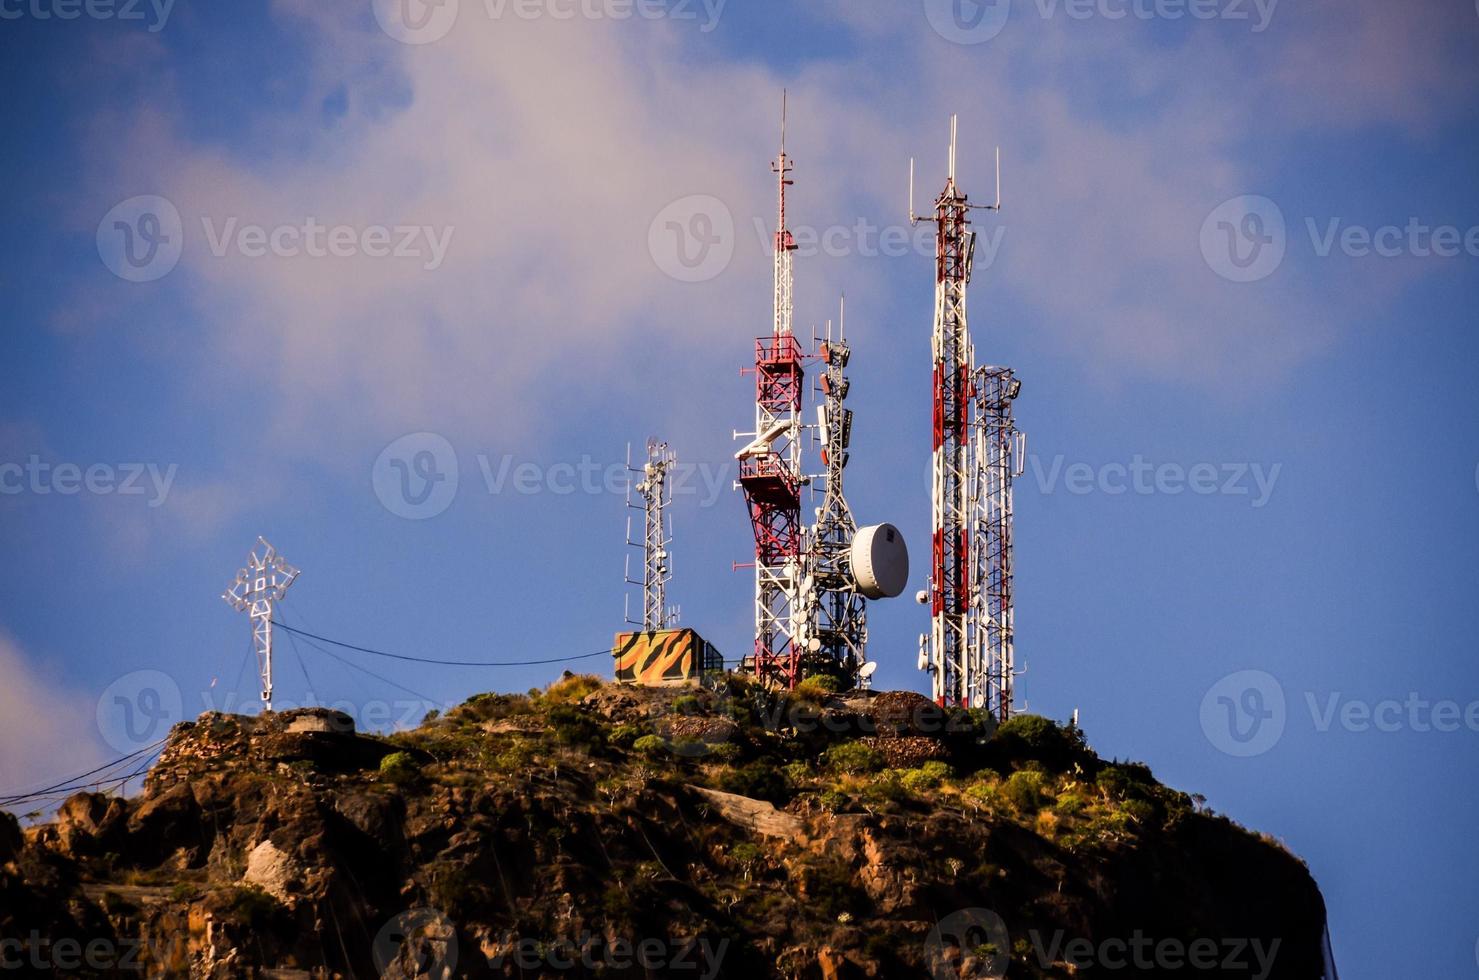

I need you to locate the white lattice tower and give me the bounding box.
[222,536,299,712]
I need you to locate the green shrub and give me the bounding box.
[717,762,790,804]
[992,714,1091,774]
[378,751,419,783]
[672,694,702,714]
[708,742,741,762]
[794,675,840,703]
[783,760,811,784]
[546,704,605,749]
[824,741,885,774]
[609,723,642,749]
[1001,769,1047,813]
[900,760,952,793]
[541,673,604,705]
[632,734,667,758]
[1096,762,1156,801]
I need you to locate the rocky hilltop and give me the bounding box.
[1,674,1328,978]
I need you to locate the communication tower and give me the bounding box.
[909,116,1023,718]
[222,536,299,712]
[626,439,679,631]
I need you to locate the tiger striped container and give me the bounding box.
[612,628,723,687]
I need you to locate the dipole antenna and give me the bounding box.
[222,536,299,712]
[625,439,679,631]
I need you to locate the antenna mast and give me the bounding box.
[736,90,807,689]
[222,536,299,712]
[911,115,1021,718]
[626,439,679,631]
[806,297,868,677]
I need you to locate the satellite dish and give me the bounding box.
[858,661,878,679]
[850,523,909,599]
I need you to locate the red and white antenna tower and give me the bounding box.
[735,92,807,689]
[910,116,1022,717]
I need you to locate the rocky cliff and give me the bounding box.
[1,674,1328,978]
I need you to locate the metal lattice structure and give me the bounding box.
[736,94,806,689]
[222,536,299,712]
[970,366,1024,718]
[806,306,868,681]
[911,116,1021,716]
[625,439,679,631]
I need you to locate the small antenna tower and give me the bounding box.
[222,536,299,712]
[806,296,868,678]
[625,439,679,631]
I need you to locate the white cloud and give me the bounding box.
[62,0,1473,464]
[0,631,108,814]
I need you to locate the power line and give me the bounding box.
[0,739,167,807]
[270,621,610,668]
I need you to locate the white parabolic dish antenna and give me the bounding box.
[850,523,909,599]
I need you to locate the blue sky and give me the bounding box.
[2,0,1477,975]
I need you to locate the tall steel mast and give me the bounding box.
[737,93,806,689]
[911,116,1020,716]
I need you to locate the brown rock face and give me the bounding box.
[0,684,1332,979]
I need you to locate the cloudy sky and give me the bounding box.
[2,0,1478,975]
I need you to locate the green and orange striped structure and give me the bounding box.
[612,628,723,686]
